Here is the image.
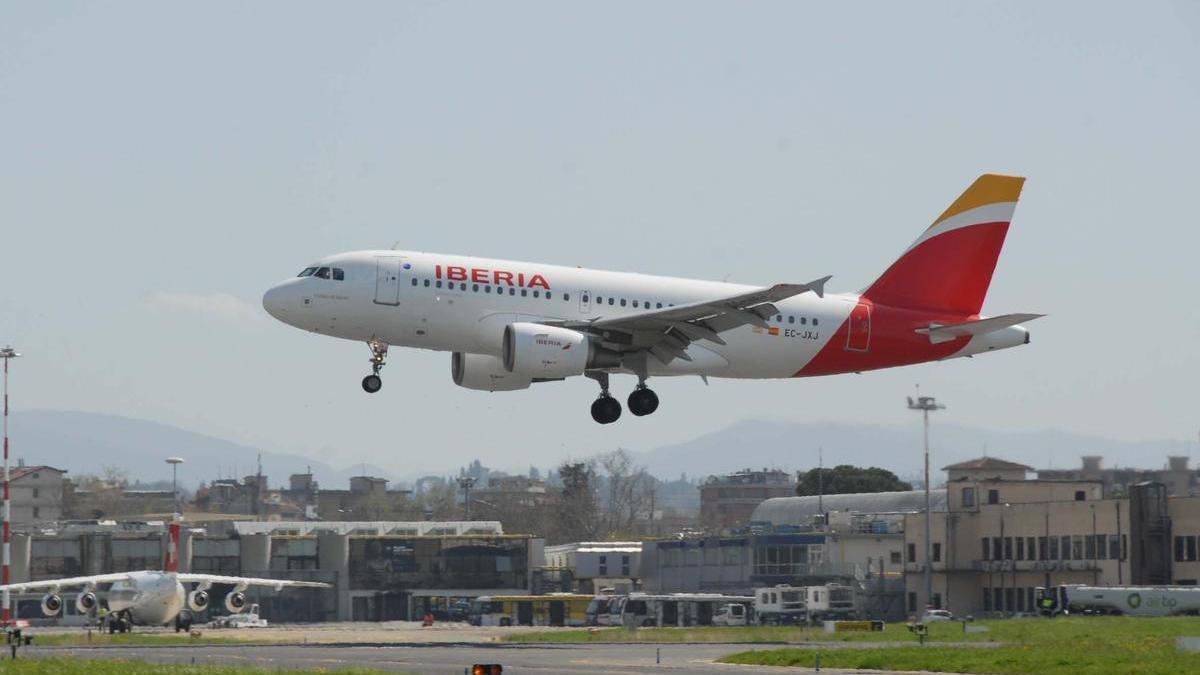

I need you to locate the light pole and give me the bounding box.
[2,346,21,627]
[457,476,477,520]
[908,392,945,615]
[166,457,185,516]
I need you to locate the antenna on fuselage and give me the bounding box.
[391,241,403,250]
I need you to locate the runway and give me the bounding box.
[32,642,811,674]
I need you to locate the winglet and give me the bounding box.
[806,275,832,299]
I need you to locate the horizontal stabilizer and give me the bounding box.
[916,313,1044,344]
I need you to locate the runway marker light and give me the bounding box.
[471,665,503,675]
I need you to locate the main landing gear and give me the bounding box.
[362,338,388,394]
[587,372,659,424]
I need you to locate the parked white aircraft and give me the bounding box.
[264,174,1041,423]
[0,523,328,630]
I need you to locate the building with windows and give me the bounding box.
[9,464,67,524]
[902,455,1200,618]
[544,541,641,593]
[699,468,796,531]
[10,519,541,623]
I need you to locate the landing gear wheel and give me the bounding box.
[590,396,622,424]
[362,374,383,393]
[627,386,659,416]
[362,338,389,393]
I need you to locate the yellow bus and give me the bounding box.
[468,594,593,627]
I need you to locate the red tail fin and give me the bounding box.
[863,174,1025,316]
[164,522,180,572]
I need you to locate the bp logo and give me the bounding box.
[1127,593,1142,608]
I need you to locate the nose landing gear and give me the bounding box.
[362,339,388,393]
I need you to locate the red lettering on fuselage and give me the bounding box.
[435,263,550,289]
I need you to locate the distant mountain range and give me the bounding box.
[7,410,1193,490]
[9,410,396,489]
[632,419,1194,480]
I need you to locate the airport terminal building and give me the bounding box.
[10,520,542,623]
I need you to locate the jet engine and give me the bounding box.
[75,591,98,614]
[41,593,63,616]
[502,323,620,379]
[188,589,210,612]
[224,591,247,613]
[451,352,532,392]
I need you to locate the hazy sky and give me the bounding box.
[3,2,1198,479]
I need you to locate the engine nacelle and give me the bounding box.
[224,591,247,613]
[41,593,63,616]
[502,323,619,378]
[188,589,210,613]
[75,591,98,614]
[451,352,532,392]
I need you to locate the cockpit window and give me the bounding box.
[315,267,331,279]
[298,267,318,277]
[332,268,344,281]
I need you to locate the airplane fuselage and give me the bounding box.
[108,571,186,625]
[264,250,1025,379]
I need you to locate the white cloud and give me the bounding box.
[143,292,260,322]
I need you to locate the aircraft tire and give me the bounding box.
[627,387,659,416]
[590,396,622,424]
[362,374,383,393]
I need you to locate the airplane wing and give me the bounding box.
[174,573,330,591]
[559,276,831,365]
[0,573,135,592]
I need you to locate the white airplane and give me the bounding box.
[263,174,1042,424]
[0,523,328,631]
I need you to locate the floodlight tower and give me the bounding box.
[908,391,945,615]
[1,346,21,627]
[166,457,185,516]
[457,476,477,520]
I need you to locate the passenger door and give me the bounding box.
[548,601,565,626]
[517,601,534,626]
[374,257,405,306]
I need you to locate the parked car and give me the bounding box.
[922,609,954,622]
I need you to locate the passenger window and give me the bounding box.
[411,278,418,286]
[472,284,479,292]
[632,300,639,308]
[485,285,491,293]
[436,280,442,288]
[298,267,317,277]
[521,289,528,297]
[332,268,345,281]
[657,302,663,309]
[596,296,602,304]
[582,294,589,303]
[546,292,553,300]
[608,298,615,305]
[775,314,782,322]
[423,279,430,287]
[800,317,807,325]
[643,300,649,308]
[460,283,467,290]
[564,293,570,301]
[813,318,819,326]
[788,316,795,324]
[315,267,331,279]
[509,288,516,296]
[533,290,540,298]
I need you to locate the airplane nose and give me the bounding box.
[262,284,289,320]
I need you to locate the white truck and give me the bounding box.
[1041,585,1200,617]
[754,583,858,624]
[209,603,269,628]
[712,603,749,626]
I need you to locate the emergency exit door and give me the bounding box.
[845,302,871,352]
[374,257,403,305]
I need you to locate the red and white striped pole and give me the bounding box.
[1,346,19,627]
